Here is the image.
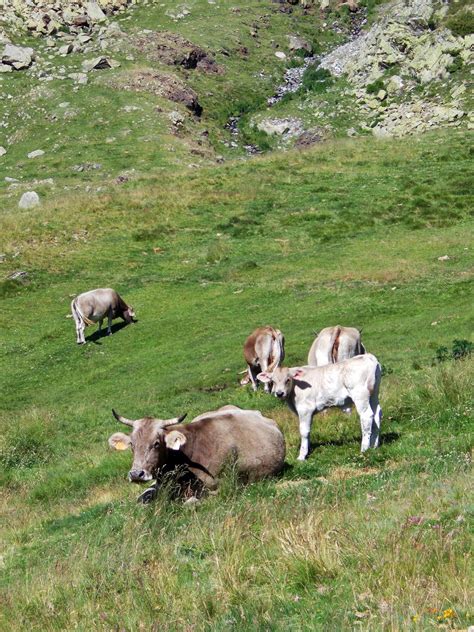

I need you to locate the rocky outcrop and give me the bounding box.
[317,0,472,138]
[320,0,471,87]
[0,1,133,36]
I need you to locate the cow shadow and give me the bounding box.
[310,431,400,452]
[88,321,131,345]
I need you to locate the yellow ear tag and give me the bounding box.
[115,440,128,451]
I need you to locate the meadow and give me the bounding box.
[1,127,473,630]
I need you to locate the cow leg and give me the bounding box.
[107,307,113,336]
[353,396,375,452]
[259,358,271,393]
[75,317,85,344]
[248,367,258,392]
[370,391,382,448]
[137,485,157,504]
[97,319,102,335]
[297,409,313,461]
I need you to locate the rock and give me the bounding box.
[0,146,6,157]
[82,56,120,72]
[0,64,13,73]
[169,110,185,126]
[1,44,35,70]
[437,255,450,261]
[387,75,403,94]
[295,128,325,148]
[377,89,387,101]
[27,150,45,159]
[257,117,303,136]
[372,127,391,138]
[347,127,358,137]
[59,44,73,56]
[19,191,40,209]
[288,35,312,54]
[7,270,29,280]
[68,72,88,84]
[451,84,466,99]
[86,1,107,22]
[275,51,287,60]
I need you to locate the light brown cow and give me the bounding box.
[108,405,286,502]
[71,288,135,344]
[241,326,285,392]
[307,325,365,367]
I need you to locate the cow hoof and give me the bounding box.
[137,486,156,504]
[183,496,200,507]
[297,454,307,461]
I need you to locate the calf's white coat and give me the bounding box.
[258,353,382,460]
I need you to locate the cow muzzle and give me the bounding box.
[275,390,285,399]
[128,469,154,483]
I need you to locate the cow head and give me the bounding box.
[108,409,187,482]
[257,367,305,399]
[123,306,136,324]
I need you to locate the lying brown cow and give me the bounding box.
[241,326,285,392]
[108,405,286,503]
[71,288,135,344]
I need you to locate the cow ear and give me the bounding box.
[290,368,305,379]
[257,372,272,384]
[165,430,187,451]
[108,432,132,451]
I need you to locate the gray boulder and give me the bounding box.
[19,191,40,209]
[27,150,45,159]
[1,44,35,70]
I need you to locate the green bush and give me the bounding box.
[366,78,385,94]
[435,339,473,363]
[446,10,474,36]
[301,66,333,93]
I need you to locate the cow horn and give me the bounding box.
[160,413,187,428]
[112,409,134,427]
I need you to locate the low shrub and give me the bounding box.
[446,10,474,37]
[301,66,333,93]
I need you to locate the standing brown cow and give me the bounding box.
[307,326,365,367]
[71,288,135,344]
[241,326,285,392]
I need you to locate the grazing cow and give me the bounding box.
[308,325,365,367]
[108,405,286,502]
[257,354,382,460]
[71,288,135,344]
[241,326,285,392]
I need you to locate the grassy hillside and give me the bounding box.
[1,125,473,630]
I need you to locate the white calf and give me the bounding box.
[258,353,382,460]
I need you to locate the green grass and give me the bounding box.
[1,123,473,629]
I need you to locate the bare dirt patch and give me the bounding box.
[129,31,223,74]
[105,69,202,115]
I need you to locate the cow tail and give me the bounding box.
[330,326,342,364]
[72,299,94,326]
[71,298,80,324]
[268,330,284,372]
